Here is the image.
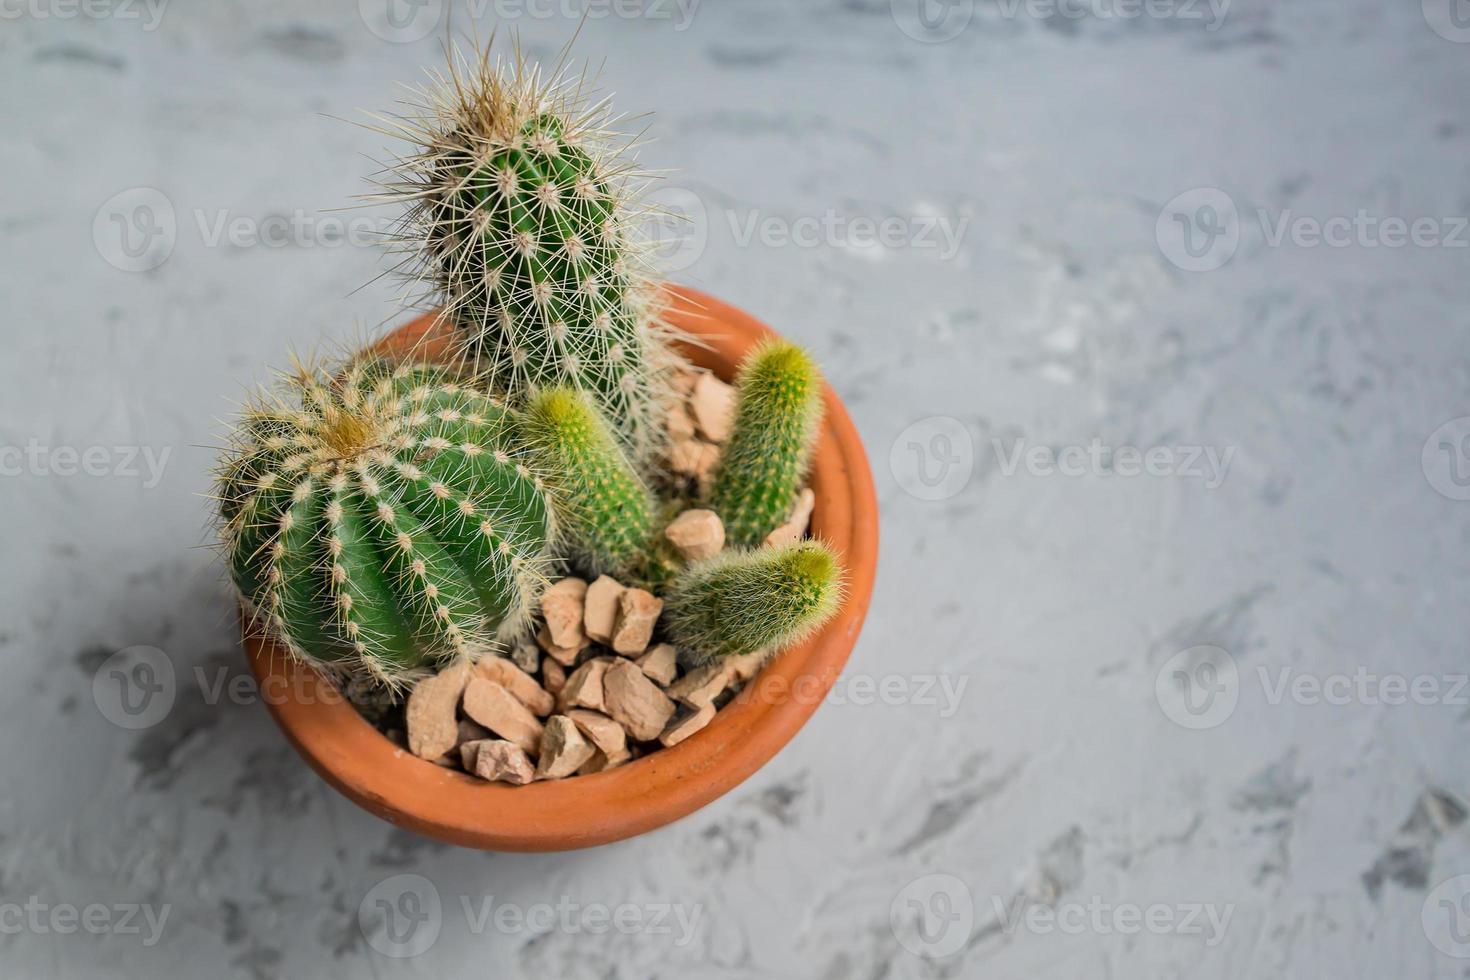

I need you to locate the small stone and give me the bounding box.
[670,367,701,396]
[576,748,629,775]
[669,438,720,482]
[537,624,586,667]
[564,709,629,759]
[535,715,596,779]
[667,663,728,708]
[724,649,770,684]
[510,642,541,675]
[540,577,588,649]
[475,656,555,717]
[635,643,678,686]
[458,737,490,771]
[663,509,725,561]
[457,717,491,746]
[659,702,716,747]
[583,575,626,644]
[471,740,536,785]
[462,678,544,757]
[764,487,817,547]
[667,400,697,441]
[603,660,677,741]
[611,588,663,656]
[559,656,613,712]
[690,372,736,442]
[541,658,567,697]
[406,662,471,760]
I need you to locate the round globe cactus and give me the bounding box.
[215,354,554,689]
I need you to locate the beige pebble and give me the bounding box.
[667,400,697,441]
[690,372,736,443]
[723,649,770,684]
[540,577,588,649]
[564,709,629,759]
[541,658,567,697]
[669,438,721,484]
[659,702,716,747]
[667,662,728,708]
[576,748,630,775]
[583,575,626,644]
[764,487,817,547]
[462,678,544,757]
[603,659,677,741]
[635,643,678,686]
[406,662,471,760]
[470,740,536,785]
[535,715,596,779]
[664,509,726,561]
[537,623,587,667]
[510,642,541,675]
[475,656,555,717]
[559,656,613,712]
[670,367,701,396]
[611,588,663,656]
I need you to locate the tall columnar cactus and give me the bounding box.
[380,44,676,460]
[519,386,656,580]
[215,355,554,689]
[665,541,844,664]
[708,341,824,548]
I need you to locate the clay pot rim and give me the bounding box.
[243,284,878,851]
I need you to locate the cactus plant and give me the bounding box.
[518,386,657,580]
[708,340,824,548]
[377,44,677,460]
[215,354,554,689]
[665,541,844,664]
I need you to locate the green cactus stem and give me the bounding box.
[665,541,843,664]
[215,354,554,690]
[377,43,677,460]
[519,386,655,579]
[708,340,824,548]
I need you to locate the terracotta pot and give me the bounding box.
[243,285,878,851]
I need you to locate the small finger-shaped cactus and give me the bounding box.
[708,340,824,548]
[379,43,676,460]
[215,354,554,690]
[665,541,844,664]
[519,386,655,580]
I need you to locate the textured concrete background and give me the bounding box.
[4,0,1470,976]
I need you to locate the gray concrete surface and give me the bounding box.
[3,0,1470,976]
